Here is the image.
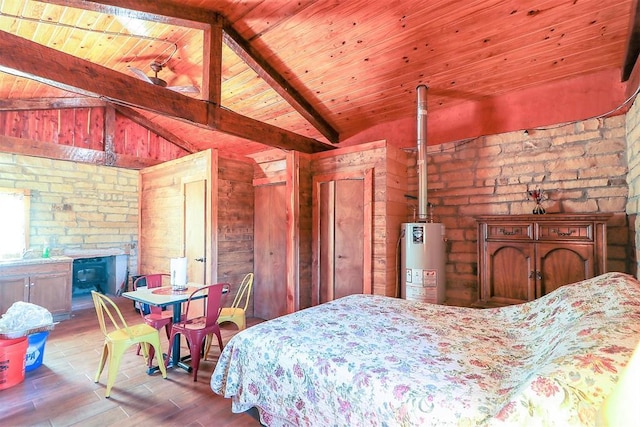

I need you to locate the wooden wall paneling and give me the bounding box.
[216,156,254,316]
[58,109,75,146]
[317,180,335,304]
[132,123,148,159]
[208,150,218,286]
[88,107,104,150]
[114,113,128,155]
[298,154,313,310]
[148,133,160,160]
[285,151,300,312]
[36,109,57,143]
[72,108,89,148]
[139,150,213,276]
[25,111,37,140]
[383,145,410,297]
[0,112,9,136]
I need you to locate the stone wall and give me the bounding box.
[409,115,631,306]
[0,153,139,272]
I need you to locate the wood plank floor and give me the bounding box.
[1,295,264,427]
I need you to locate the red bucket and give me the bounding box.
[0,337,28,390]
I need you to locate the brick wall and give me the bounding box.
[409,115,631,306]
[626,97,640,275]
[0,153,139,273]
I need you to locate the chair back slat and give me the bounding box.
[230,273,254,312]
[91,291,133,338]
[181,283,229,328]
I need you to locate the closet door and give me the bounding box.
[313,170,372,305]
[253,183,287,320]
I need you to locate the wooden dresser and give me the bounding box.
[475,214,611,307]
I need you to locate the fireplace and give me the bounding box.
[72,257,108,295]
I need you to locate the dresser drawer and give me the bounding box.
[538,223,592,241]
[485,223,533,240]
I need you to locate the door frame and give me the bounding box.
[311,168,373,306]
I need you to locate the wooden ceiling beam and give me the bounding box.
[40,0,340,144]
[222,22,340,144]
[203,15,223,107]
[0,97,107,111]
[623,0,640,81]
[213,107,338,153]
[39,0,212,29]
[0,31,207,123]
[0,30,334,154]
[0,134,158,169]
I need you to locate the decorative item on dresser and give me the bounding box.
[474,213,611,308]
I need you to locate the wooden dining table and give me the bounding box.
[122,283,209,374]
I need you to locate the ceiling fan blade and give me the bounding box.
[127,66,154,84]
[168,85,200,94]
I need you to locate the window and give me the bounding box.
[0,188,30,259]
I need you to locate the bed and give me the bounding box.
[211,272,640,426]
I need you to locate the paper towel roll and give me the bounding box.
[170,257,188,290]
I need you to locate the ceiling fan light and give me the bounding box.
[149,76,168,87]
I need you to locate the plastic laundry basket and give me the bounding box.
[0,337,28,390]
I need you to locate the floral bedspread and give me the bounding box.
[211,272,640,426]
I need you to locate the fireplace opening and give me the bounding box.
[72,257,108,296]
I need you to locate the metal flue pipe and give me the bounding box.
[416,84,428,221]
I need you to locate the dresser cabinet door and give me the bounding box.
[536,243,594,297]
[484,241,534,305]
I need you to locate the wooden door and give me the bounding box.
[313,171,372,305]
[184,180,207,285]
[485,241,534,305]
[318,180,364,302]
[254,183,287,320]
[536,243,594,297]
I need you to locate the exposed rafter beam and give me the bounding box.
[222,23,339,144]
[623,0,640,81]
[40,0,340,144]
[0,134,159,169]
[0,97,107,111]
[0,30,334,154]
[40,0,211,29]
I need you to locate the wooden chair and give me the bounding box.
[91,291,167,398]
[204,273,254,361]
[165,283,229,381]
[133,274,174,365]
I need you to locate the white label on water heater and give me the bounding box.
[423,270,437,288]
[412,269,423,284]
[406,269,412,283]
[412,225,424,244]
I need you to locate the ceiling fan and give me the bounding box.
[128,61,199,94]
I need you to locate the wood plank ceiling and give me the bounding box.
[0,0,637,161]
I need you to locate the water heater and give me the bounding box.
[400,222,446,304]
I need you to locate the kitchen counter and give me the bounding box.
[0,256,73,268]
